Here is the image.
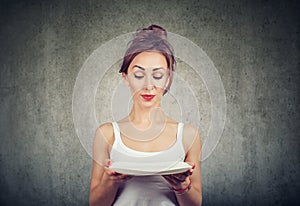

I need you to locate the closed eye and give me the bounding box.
[153,76,163,80]
[134,74,144,79]
[153,73,164,80]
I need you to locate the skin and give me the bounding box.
[89,51,202,206]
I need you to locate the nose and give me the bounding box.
[145,76,154,90]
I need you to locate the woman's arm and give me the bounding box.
[89,123,131,206]
[163,125,202,206]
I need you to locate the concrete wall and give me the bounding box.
[0,0,299,205]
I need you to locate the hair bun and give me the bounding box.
[144,24,167,39]
[134,24,167,40]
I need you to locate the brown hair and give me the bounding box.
[119,25,175,95]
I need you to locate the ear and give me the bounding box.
[121,72,130,86]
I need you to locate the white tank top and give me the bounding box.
[110,121,186,206]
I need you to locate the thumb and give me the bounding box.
[105,159,112,167]
[186,162,195,169]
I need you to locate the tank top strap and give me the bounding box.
[177,122,184,142]
[111,122,121,143]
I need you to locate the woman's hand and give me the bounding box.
[103,159,133,183]
[162,162,195,190]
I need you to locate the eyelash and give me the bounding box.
[134,74,144,79]
[134,74,163,80]
[153,75,163,80]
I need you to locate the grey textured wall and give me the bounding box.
[0,0,299,205]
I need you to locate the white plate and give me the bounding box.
[109,161,192,176]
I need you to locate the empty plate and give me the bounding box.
[110,161,192,176]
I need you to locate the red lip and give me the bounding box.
[141,94,155,101]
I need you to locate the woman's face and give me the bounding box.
[122,51,170,108]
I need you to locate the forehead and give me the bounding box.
[128,51,168,72]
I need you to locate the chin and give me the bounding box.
[138,98,160,108]
[141,101,159,108]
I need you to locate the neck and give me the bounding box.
[128,104,166,128]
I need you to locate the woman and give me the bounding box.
[89,25,202,206]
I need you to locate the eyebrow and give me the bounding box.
[132,65,165,71]
[133,65,145,71]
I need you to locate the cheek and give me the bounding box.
[127,79,144,93]
[153,77,169,89]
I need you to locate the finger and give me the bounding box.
[108,170,117,176]
[103,166,117,176]
[171,174,187,182]
[168,174,185,184]
[190,162,195,169]
[112,174,132,182]
[110,172,131,178]
[105,159,112,167]
[185,168,194,176]
[163,175,179,186]
[122,175,133,181]
[185,161,195,169]
[180,167,194,176]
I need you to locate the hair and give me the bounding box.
[119,24,176,95]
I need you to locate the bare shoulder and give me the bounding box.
[182,124,199,137]
[182,123,201,152]
[165,116,180,129]
[95,122,115,146]
[166,117,199,139]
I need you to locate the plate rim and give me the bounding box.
[109,161,192,175]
